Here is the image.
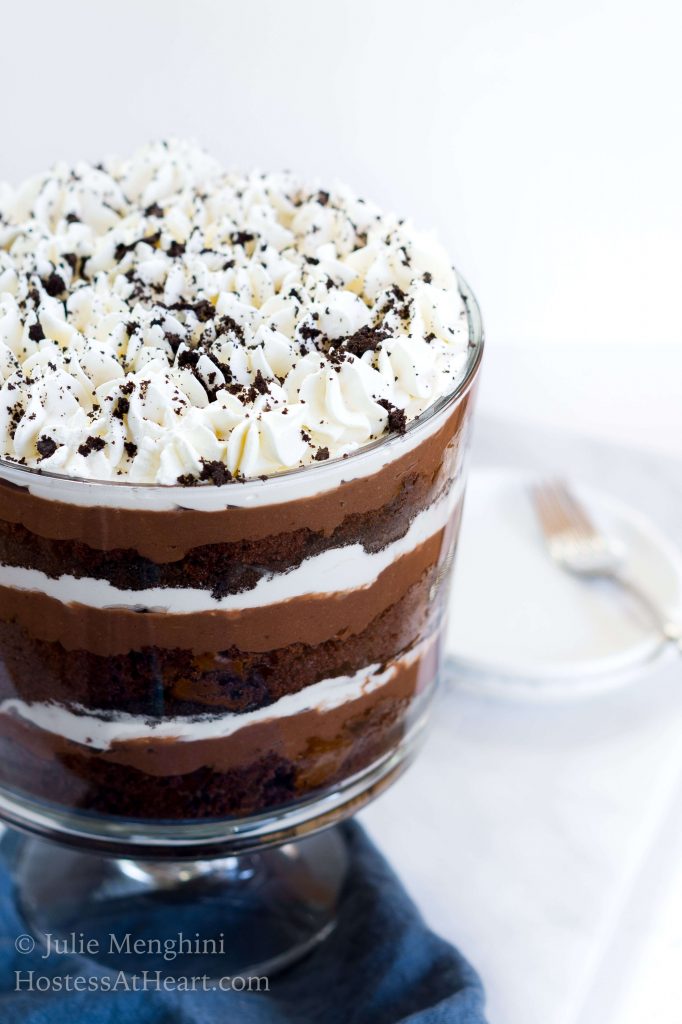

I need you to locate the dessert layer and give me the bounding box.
[0,140,471,483]
[0,483,459,611]
[0,569,439,717]
[0,639,437,818]
[0,393,471,560]
[0,705,408,820]
[0,518,453,655]
[0,639,431,752]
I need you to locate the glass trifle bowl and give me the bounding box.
[0,142,482,974]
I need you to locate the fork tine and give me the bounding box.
[528,487,548,536]
[531,484,560,536]
[531,481,594,544]
[532,482,574,538]
[552,481,598,540]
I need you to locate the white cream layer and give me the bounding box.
[0,478,463,613]
[0,640,429,750]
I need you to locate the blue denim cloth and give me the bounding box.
[0,823,487,1023]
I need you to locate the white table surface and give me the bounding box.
[361,416,682,1024]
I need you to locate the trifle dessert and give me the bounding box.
[0,141,481,823]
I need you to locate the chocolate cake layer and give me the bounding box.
[0,525,451,656]
[0,569,443,717]
[0,392,471,563]
[0,642,434,819]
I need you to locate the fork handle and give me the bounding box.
[612,572,682,650]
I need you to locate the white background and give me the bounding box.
[1,0,680,457]
[1,6,682,1021]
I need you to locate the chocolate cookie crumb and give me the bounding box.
[378,399,407,434]
[77,435,106,457]
[43,272,66,296]
[112,397,130,420]
[230,231,255,247]
[177,349,200,370]
[252,369,269,395]
[341,324,388,358]
[199,460,233,486]
[36,436,57,460]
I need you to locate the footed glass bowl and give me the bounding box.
[0,279,482,976]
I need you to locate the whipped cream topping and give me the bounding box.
[0,140,470,483]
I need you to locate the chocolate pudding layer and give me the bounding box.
[0,141,482,826]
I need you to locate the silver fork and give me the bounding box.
[531,480,682,650]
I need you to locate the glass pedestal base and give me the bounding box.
[1,827,348,978]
